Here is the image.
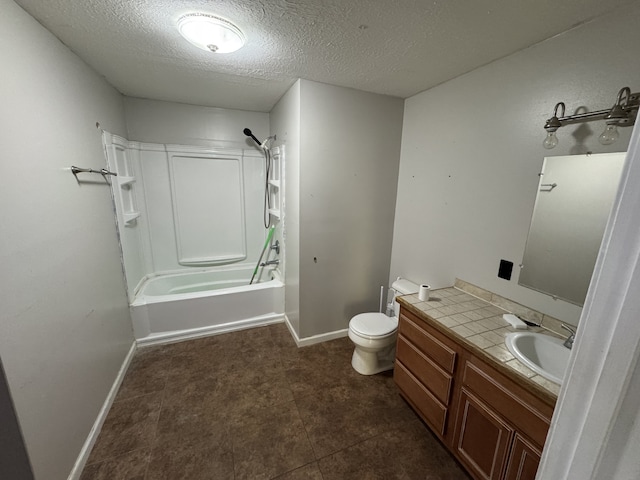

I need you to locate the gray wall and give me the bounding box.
[299,80,404,338]
[0,2,133,478]
[270,81,302,336]
[390,5,640,325]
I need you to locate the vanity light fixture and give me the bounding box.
[543,86,639,149]
[177,13,245,53]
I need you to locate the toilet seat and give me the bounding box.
[349,312,397,338]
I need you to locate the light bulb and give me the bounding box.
[543,131,559,149]
[598,124,619,145]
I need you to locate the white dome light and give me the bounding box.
[177,14,245,54]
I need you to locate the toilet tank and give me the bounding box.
[388,278,419,318]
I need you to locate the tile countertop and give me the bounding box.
[397,287,564,404]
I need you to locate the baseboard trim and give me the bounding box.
[283,316,349,347]
[136,314,285,348]
[67,341,136,480]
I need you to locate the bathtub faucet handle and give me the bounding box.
[270,240,280,255]
[260,259,279,267]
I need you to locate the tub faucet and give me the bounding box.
[260,259,279,267]
[561,324,576,349]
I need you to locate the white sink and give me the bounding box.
[505,332,570,384]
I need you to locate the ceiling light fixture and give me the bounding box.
[542,86,639,149]
[177,13,245,54]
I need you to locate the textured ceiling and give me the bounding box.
[14,0,636,112]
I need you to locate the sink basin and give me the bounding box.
[504,332,570,384]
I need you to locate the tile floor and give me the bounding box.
[81,323,471,480]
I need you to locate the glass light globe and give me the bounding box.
[598,124,620,145]
[178,14,245,53]
[543,131,559,149]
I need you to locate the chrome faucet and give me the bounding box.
[561,324,577,349]
[260,259,279,267]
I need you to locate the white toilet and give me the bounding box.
[348,278,419,375]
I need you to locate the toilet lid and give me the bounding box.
[350,313,398,338]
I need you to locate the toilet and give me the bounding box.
[348,278,419,375]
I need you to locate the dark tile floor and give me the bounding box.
[81,323,471,480]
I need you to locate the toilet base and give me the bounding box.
[351,344,396,376]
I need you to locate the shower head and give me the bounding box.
[244,128,276,150]
[243,128,262,146]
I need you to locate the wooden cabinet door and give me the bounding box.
[454,388,514,480]
[504,434,541,480]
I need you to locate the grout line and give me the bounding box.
[271,460,323,480]
[83,446,150,469]
[291,387,318,460]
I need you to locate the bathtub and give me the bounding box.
[130,266,284,345]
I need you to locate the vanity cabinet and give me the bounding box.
[394,307,554,480]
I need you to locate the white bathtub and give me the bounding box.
[130,266,284,345]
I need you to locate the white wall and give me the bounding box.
[0,2,133,479]
[391,5,640,325]
[299,80,404,338]
[270,81,302,336]
[124,97,269,149]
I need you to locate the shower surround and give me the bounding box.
[103,133,284,343]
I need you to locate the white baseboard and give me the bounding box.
[283,315,349,347]
[136,313,285,348]
[67,341,136,480]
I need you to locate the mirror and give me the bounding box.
[519,152,626,305]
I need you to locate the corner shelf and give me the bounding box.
[268,181,280,220]
[118,176,136,187]
[268,208,281,219]
[123,212,141,226]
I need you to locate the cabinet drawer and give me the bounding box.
[395,361,447,435]
[398,312,457,373]
[462,360,551,447]
[397,335,453,405]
